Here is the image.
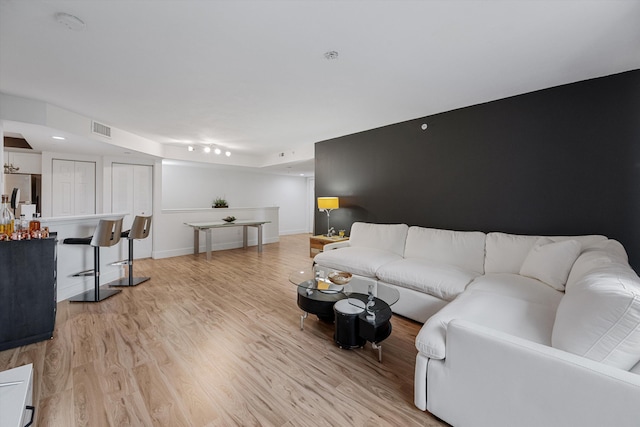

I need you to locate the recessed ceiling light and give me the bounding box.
[214,148,221,155]
[52,136,65,140]
[204,146,211,153]
[188,145,194,152]
[225,151,231,157]
[55,12,86,31]
[324,51,339,60]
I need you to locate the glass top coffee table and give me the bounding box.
[290,267,400,362]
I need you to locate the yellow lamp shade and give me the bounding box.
[318,197,339,210]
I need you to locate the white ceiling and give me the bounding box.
[1,0,640,176]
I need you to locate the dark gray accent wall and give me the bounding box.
[315,70,640,268]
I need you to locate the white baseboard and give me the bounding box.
[279,228,309,235]
[152,236,280,260]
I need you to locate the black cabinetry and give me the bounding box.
[0,238,57,351]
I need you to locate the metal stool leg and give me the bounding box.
[109,238,151,287]
[110,215,151,287]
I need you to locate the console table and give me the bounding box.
[184,220,270,260]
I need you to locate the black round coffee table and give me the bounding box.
[290,268,399,362]
[290,269,347,330]
[296,285,345,323]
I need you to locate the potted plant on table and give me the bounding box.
[213,197,228,208]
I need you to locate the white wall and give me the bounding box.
[22,152,311,264]
[161,161,309,235]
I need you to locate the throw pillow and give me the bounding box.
[519,238,581,291]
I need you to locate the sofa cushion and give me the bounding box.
[348,222,409,256]
[519,238,581,291]
[404,227,486,275]
[485,232,607,275]
[485,233,540,274]
[377,258,478,301]
[313,246,402,278]
[416,273,562,359]
[566,239,628,291]
[552,262,640,370]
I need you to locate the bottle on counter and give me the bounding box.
[14,214,29,231]
[14,213,22,233]
[0,195,15,237]
[19,214,30,239]
[29,214,40,232]
[29,214,41,239]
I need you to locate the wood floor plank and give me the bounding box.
[132,361,192,426]
[72,361,110,426]
[40,321,73,399]
[0,234,447,426]
[37,387,76,427]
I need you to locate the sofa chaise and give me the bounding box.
[314,222,640,427]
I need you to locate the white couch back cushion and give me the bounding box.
[485,233,540,274]
[485,232,608,275]
[404,227,486,275]
[552,262,640,371]
[519,238,582,291]
[348,222,409,256]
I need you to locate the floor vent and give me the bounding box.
[92,121,111,138]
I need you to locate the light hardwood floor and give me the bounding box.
[0,234,448,426]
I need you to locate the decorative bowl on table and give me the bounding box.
[328,271,352,285]
[222,216,236,223]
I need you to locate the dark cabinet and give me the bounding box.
[0,238,57,351]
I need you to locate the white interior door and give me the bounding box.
[74,161,96,215]
[307,177,315,234]
[52,159,95,217]
[52,160,74,217]
[112,163,153,258]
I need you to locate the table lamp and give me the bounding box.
[318,197,339,236]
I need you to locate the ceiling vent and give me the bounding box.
[92,121,111,138]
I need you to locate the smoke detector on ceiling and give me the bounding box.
[55,12,86,31]
[324,51,339,60]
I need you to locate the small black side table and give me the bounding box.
[334,293,393,362]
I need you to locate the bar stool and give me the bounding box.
[110,215,152,287]
[64,218,123,302]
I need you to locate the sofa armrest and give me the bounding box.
[427,319,640,427]
[322,240,350,251]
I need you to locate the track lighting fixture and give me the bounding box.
[186,144,231,156]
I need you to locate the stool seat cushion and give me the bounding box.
[63,236,93,245]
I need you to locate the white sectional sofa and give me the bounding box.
[314,222,640,427]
